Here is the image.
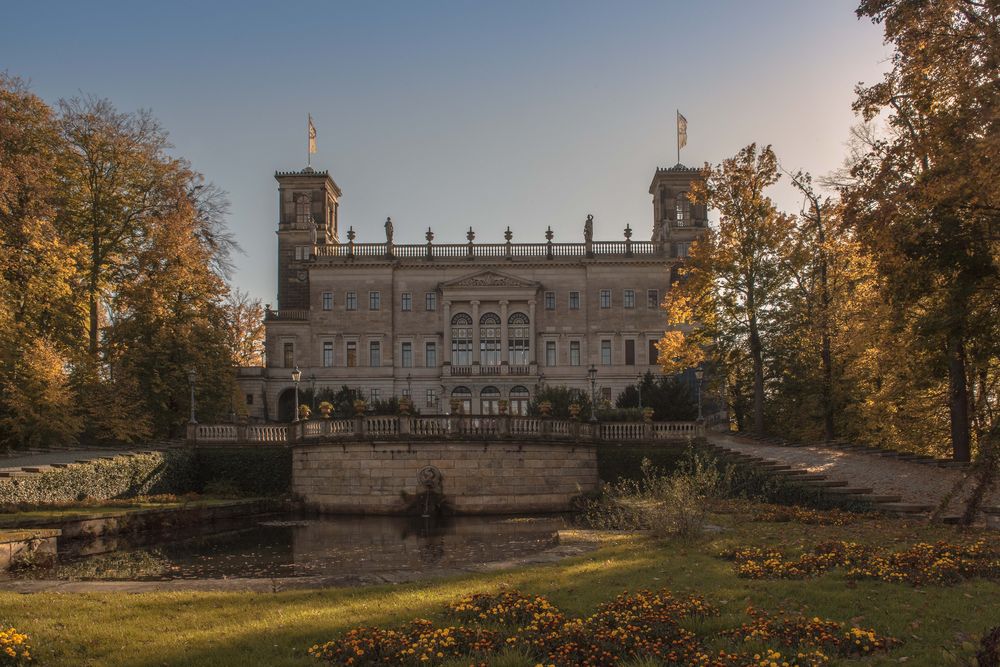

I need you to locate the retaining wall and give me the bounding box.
[293,440,599,514]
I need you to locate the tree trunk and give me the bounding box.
[817,216,835,441]
[947,333,971,462]
[747,307,765,433]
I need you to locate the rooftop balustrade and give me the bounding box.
[186,415,704,445]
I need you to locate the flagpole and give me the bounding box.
[307,114,311,168]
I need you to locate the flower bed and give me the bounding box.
[308,588,898,666]
[722,539,1000,585]
[0,626,31,664]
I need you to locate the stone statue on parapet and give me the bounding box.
[384,217,394,245]
[584,214,593,244]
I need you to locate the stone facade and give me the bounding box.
[292,440,599,514]
[238,163,707,420]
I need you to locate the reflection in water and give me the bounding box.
[5,514,567,582]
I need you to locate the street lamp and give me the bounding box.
[694,367,704,421]
[187,369,197,424]
[636,373,643,410]
[406,372,412,398]
[587,365,598,423]
[309,373,317,412]
[291,366,302,422]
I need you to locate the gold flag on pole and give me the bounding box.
[676,110,688,164]
[308,114,317,155]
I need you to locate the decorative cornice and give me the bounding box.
[441,270,540,289]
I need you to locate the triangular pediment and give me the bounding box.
[441,270,539,290]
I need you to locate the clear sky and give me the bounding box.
[1,1,889,304]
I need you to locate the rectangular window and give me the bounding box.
[569,341,581,366]
[649,339,659,366]
[425,342,437,367]
[369,291,380,310]
[676,242,691,258]
[369,341,381,367]
[401,292,412,312]
[370,388,380,402]
[569,291,580,310]
[545,340,556,366]
[401,342,412,368]
[246,393,254,405]
[625,339,635,365]
[600,289,611,309]
[623,289,635,309]
[346,341,357,367]
[647,289,659,309]
[346,291,357,311]
[401,388,410,398]
[283,342,294,368]
[425,292,437,311]
[601,339,612,365]
[322,292,333,310]
[601,387,613,403]
[426,388,438,409]
[322,341,334,367]
[544,291,555,310]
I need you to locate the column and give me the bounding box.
[528,299,537,364]
[499,299,509,366]
[443,300,452,365]
[471,300,480,366]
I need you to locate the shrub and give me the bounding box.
[0,449,196,505]
[978,625,1000,667]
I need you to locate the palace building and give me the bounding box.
[239,163,707,421]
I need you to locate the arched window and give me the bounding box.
[295,194,312,227]
[509,386,530,416]
[480,386,500,415]
[451,386,472,415]
[508,312,530,365]
[675,192,690,226]
[451,313,472,366]
[480,312,501,366]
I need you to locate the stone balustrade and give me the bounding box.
[187,416,703,445]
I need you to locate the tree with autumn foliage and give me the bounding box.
[658,144,794,433]
[843,0,1000,461]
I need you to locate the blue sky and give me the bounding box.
[1,1,889,304]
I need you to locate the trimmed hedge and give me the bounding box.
[0,450,198,505]
[596,442,691,482]
[193,446,291,496]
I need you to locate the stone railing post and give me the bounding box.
[541,417,552,438]
[399,415,412,436]
[286,423,298,444]
[696,419,705,438]
[643,422,652,441]
[353,415,364,438]
[321,419,331,437]
[186,422,198,445]
[236,423,248,443]
[500,414,511,437]
[570,420,581,442]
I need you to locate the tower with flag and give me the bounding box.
[676,110,687,165]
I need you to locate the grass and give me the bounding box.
[0,508,996,666]
[0,496,254,528]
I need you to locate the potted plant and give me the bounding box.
[498,399,509,415]
[353,399,367,416]
[568,402,581,421]
[642,406,654,423]
[298,404,312,420]
[539,400,552,417]
[399,396,412,415]
[449,398,462,415]
[318,401,333,418]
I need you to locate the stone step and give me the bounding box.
[868,495,904,504]
[0,471,30,478]
[880,502,934,514]
[810,480,849,488]
[20,466,53,473]
[824,486,874,495]
[792,474,827,481]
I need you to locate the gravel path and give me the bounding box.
[707,433,998,513]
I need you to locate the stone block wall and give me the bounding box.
[292,440,599,514]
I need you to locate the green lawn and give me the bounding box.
[0,510,995,666]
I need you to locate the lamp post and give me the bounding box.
[587,365,598,423]
[406,372,412,398]
[694,367,704,421]
[636,373,643,410]
[291,366,302,422]
[309,373,317,412]
[187,369,197,424]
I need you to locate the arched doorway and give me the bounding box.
[277,387,297,422]
[480,386,500,414]
[451,386,472,415]
[510,386,530,415]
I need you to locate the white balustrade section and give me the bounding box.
[195,424,237,442]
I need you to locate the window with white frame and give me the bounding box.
[451,313,473,366]
[600,289,611,309]
[480,312,501,366]
[510,386,530,415]
[322,292,333,310]
[425,341,437,367]
[369,341,381,367]
[401,292,412,311]
[623,289,635,309]
[545,340,556,366]
[647,289,659,309]
[322,341,333,367]
[569,340,581,366]
[508,312,530,365]
[601,339,612,365]
[425,292,437,311]
[400,342,412,368]
[425,388,438,409]
[544,291,555,310]
[568,291,580,310]
[369,291,380,310]
[346,291,357,310]
[675,192,690,226]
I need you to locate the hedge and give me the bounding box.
[596,442,691,482]
[0,450,198,505]
[193,446,292,496]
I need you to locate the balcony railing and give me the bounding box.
[187,415,704,445]
[264,309,309,321]
[312,240,663,261]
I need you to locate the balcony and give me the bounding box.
[264,308,309,322]
[449,364,537,377]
